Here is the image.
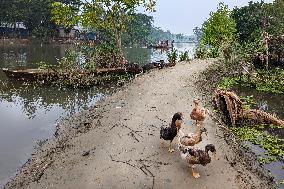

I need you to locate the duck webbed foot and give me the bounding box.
[160,140,165,148]
[190,165,200,179]
[168,142,175,153]
[168,148,175,153]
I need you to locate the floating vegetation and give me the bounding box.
[240,95,257,110]
[231,126,284,164]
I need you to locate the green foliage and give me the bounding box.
[218,68,284,94]
[193,26,203,43]
[36,61,53,70]
[0,0,81,38]
[57,50,79,69]
[51,0,156,61]
[47,48,135,88]
[265,0,284,36]
[167,49,178,63]
[232,0,284,44]
[253,69,284,94]
[0,0,27,27]
[147,27,173,44]
[231,1,266,42]
[240,95,256,110]
[231,126,284,164]
[201,3,237,55]
[51,1,80,30]
[194,44,207,59]
[179,51,190,62]
[218,77,239,90]
[122,13,153,47]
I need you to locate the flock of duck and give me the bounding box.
[160,99,218,179]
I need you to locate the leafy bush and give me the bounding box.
[218,68,284,94]
[194,45,207,59]
[167,49,178,63]
[179,51,190,61]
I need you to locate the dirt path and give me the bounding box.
[5,60,271,189]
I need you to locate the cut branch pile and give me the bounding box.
[213,89,284,127]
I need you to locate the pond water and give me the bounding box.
[233,86,284,187]
[0,42,195,187]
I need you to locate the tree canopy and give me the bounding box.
[232,0,284,42]
[201,3,236,49]
[122,13,153,47]
[0,0,80,37]
[51,0,156,64]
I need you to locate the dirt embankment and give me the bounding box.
[5,59,272,189]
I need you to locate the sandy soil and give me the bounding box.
[4,59,272,189]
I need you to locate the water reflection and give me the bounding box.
[233,86,284,120]
[0,43,196,69]
[124,43,196,65]
[0,43,71,68]
[0,81,107,119]
[0,78,110,186]
[233,85,284,187]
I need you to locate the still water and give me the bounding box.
[233,86,284,187]
[0,42,195,186]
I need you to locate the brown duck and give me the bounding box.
[179,144,218,178]
[178,127,208,146]
[190,99,209,125]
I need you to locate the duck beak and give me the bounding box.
[213,152,219,160]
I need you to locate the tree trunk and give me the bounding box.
[114,30,125,67]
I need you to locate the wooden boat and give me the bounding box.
[96,67,127,75]
[2,66,143,81]
[148,45,172,49]
[2,68,57,81]
[96,67,143,75]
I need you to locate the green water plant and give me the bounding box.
[231,126,284,164]
[240,95,256,110]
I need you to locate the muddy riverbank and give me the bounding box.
[4,59,273,189]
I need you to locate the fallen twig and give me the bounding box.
[110,124,118,130]
[142,164,155,189]
[109,154,136,168]
[138,159,170,166]
[144,152,159,159]
[128,132,140,142]
[155,115,167,123]
[121,124,143,138]
[148,124,158,129]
